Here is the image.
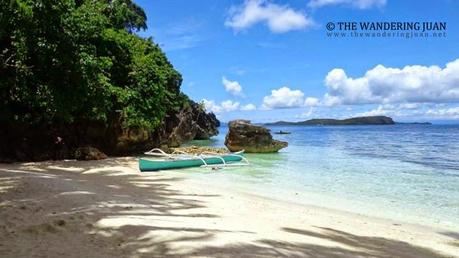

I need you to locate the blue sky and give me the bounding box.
[137,0,459,123]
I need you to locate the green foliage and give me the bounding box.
[0,0,184,130]
[197,100,206,112]
[104,0,147,32]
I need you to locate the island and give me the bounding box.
[265,116,395,126]
[396,122,432,125]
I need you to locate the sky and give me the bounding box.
[136,0,459,123]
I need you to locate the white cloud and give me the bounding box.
[202,99,241,113]
[345,103,459,120]
[352,103,449,119]
[241,103,257,111]
[323,58,459,106]
[399,103,419,110]
[354,105,392,117]
[202,99,222,113]
[262,86,305,109]
[225,0,314,33]
[426,106,459,118]
[222,77,243,96]
[304,97,320,107]
[221,100,240,112]
[308,0,386,9]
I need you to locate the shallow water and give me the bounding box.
[182,124,459,230]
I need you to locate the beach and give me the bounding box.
[2,1,459,258]
[1,157,457,258]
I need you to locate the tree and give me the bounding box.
[0,0,184,130]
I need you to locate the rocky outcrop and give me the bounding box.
[152,101,219,148]
[74,147,107,160]
[0,101,219,162]
[169,104,219,146]
[225,120,288,153]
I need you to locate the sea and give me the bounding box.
[183,124,459,231]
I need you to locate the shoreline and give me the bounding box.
[170,173,459,256]
[183,175,454,232]
[1,157,458,257]
[185,176,459,233]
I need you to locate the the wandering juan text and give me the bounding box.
[337,22,446,32]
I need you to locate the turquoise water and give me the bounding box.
[184,124,459,230]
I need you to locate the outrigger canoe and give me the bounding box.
[139,148,248,172]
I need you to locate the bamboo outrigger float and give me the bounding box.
[139,148,249,172]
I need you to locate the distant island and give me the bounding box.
[265,116,433,126]
[265,116,396,126]
[396,122,432,125]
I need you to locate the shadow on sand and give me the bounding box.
[0,158,454,257]
[440,231,459,248]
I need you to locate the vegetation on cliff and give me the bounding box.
[1,0,185,129]
[0,0,219,161]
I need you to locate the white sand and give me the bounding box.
[0,157,458,258]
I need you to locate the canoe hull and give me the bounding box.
[139,153,244,172]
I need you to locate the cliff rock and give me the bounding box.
[0,101,219,162]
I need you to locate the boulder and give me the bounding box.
[225,120,288,153]
[74,147,108,160]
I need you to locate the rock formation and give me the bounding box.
[74,147,108,160]
[161,101,220,147]
[0,101,219,162]
[225,120,288,153]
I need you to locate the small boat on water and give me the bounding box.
[274,130,291,135]
[139,148,249,172]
